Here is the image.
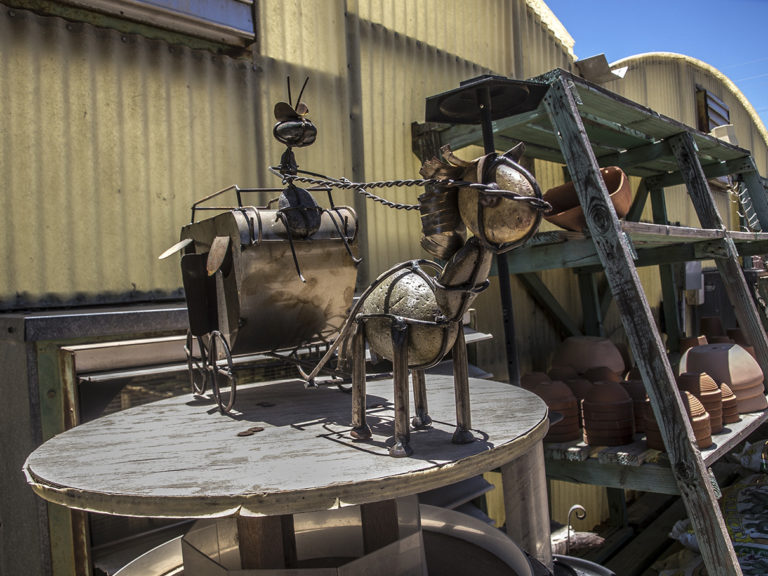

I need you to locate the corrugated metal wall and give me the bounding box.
[0,0,574,309]
[0,6,262,308]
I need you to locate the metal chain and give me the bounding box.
[268,166,552,212]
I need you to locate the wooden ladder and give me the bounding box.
[543,74,768,576]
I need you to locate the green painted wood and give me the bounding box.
[545,459,681,494]
[670,132,768,383]
[543,73,742,576]
[739,157,768,230]
[625,179,649,222]
[518,273,582,338]
[577,271,603,337]
[649,180,682,351]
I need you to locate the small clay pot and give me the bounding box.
[581,382,634,446]
[643,392,713,450]
[677,372,722,434]
[681,391,713,449]
[622,379,648,433]
[679,335,708,354]
[720,383,740,425]
[523,379,581,442]
[543,166,631,232]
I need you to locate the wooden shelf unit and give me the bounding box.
[414,68,768,576]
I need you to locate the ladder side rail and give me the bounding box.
[543,76,742,576]
[669,133,768,381]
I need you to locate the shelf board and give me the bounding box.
[544,402,768,494]
[503,221,768,274]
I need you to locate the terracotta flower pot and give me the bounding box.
[551,336,625,376]
[622,379,648,433]
[720,383,740,425]
[677,372,723,434]
[522,379,581,442]
[679,343,766,413]
[542,166,632,232]
[581,382,634,446]
[679,335,708,354]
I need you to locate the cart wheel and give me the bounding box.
[185,330,209,396]
[208,330,237,414]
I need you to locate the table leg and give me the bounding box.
[237,515,296,569]
[361,499,400,554]
[500,442,552,569]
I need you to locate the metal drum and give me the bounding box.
[179,205,358,355]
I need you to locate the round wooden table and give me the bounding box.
[24,374,551,570]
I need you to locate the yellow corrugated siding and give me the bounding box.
[1,0,573,308]
[0,9,261,306]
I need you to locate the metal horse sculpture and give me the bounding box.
[303,142,547,456]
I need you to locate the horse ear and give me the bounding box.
[503,141,526,163]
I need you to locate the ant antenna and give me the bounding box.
[286,76,293,107]
[296,77,310,107]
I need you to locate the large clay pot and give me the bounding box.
[551,336,625,376]
[679,343,767,413]
[542,166,631,232]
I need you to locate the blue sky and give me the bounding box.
[544,0,768,129]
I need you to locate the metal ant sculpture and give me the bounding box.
[160,78,360,414]
[302,142,547,456]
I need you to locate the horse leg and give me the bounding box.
[390,318,413,457]
[451,327,474,444]
[411,368,432,429]
[350,320,372,440]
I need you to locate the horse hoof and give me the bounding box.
[411,413,433,429]
[452,427,475,444]
[389,439,413,458]
[351,425,372,440]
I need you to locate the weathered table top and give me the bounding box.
[24,375,547,519]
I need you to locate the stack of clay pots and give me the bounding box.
[644,391,713,450]
[720,383,740,424]
[521,373,581,442]
[621,379,647,433]
[581,381,635,446]
[547,336,636,446]
[677,372,723,434]
[680,342,767,413]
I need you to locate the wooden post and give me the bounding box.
[237,515,296,569]
[501,443,552,569]
[669,132,768,381]
[361,500,400,554]
[543,74,742,576]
